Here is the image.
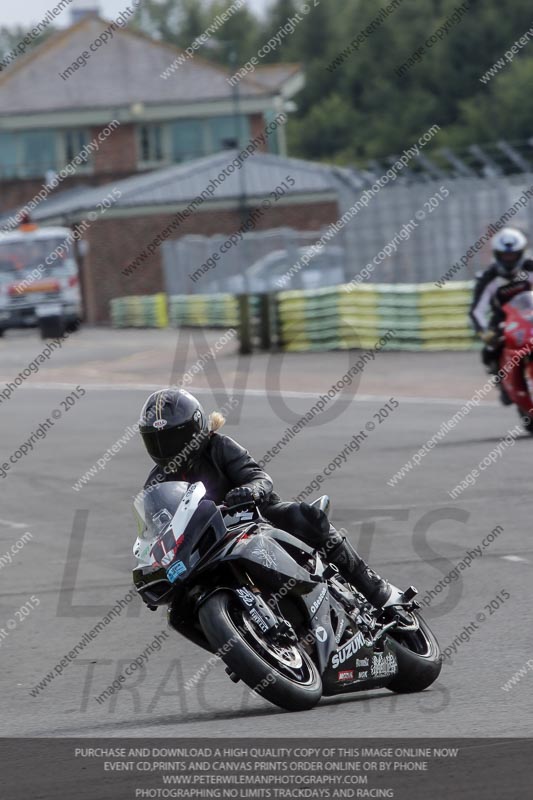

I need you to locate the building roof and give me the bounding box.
[17,150,342,224]
[245,63,302,92]
[0,15,303,117]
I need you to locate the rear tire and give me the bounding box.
[198,590,322,712]
[386,613,442,693]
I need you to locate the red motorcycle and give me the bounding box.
[500,291,533,432]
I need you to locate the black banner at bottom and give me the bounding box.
[1,738,530,800]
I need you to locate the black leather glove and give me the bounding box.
[224,486,258,508]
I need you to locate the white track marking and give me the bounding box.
[501,555,530,563]
[0,518,28,529]
[4,382,501,408]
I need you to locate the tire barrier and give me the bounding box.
[110,282,478,352]
[110,293,168,329]
[168,294,240,328]
[276,281,478,352]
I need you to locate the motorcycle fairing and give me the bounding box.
[321,637,399,696]
[501,292,533,412]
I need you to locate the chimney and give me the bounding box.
[70,1,101,24]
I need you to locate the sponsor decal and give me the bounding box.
[134,541,151,561]
[358,670,368,679]
[161,552,174,567]
[252,540,277,569]
[332,631,366,669]
[193,409,202,424]
[338,670,354,682]
[249,607,269,633]
[315,626,328,643]
[335,618,346,644]
[236,587,256,607]
[356,658,369,668]
[310,586,327,615]
[167,560,187,582]
[371,652,398,678]
[153,419,167,430]
[182,484,196,505]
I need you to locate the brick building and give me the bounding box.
[0,14,303,215]
[0,14,353,324]
[30,150,344,323]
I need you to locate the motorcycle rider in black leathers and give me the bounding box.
[139,388,404,610]
[470,227,533,404]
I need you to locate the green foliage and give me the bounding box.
[0,24,57,58]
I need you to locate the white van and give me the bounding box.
[0,223,82,338]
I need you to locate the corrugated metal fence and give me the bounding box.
[161,173,533,294]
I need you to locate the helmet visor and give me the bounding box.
[141,422,206,470]
[496,250,523,268]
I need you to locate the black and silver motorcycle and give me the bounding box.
[132,481,442,712]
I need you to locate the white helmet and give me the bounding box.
[492,227,527,276]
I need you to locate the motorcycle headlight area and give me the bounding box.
[133,564,173,606]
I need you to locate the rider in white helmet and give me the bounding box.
[470,227,533,403]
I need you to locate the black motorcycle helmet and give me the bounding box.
[139,389,209,471]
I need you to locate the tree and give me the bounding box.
[0,24,57,64]
[129,0,533,165]
[130,0,207,47]
[206,1,261,66]
[258,0,300,63]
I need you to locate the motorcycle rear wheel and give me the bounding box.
[386,613,442,693]
[199,590,322,712]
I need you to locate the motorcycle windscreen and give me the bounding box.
[134,481,208,577]
[134,481,191,540]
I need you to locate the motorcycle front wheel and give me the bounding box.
[198,590,322,712]
[517,408,533,435]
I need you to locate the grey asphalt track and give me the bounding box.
[0,328,532,738]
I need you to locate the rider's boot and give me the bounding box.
[498,384,513,406]
[300,504,403,609]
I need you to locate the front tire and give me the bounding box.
[198,590,322,712]
[517,408,533,435]
[386,613,442,693]
[66,318,81,334]
[39,316,65,340]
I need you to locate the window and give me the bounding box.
[206,115,250,151]
[170,120,205,163]
[64,129,89,163]
[0,132,18,179]
[137,115,253,168]
[0,128,91,179]
[19,130,57,177]
[138,124,164,164]
[0,130,56,179]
